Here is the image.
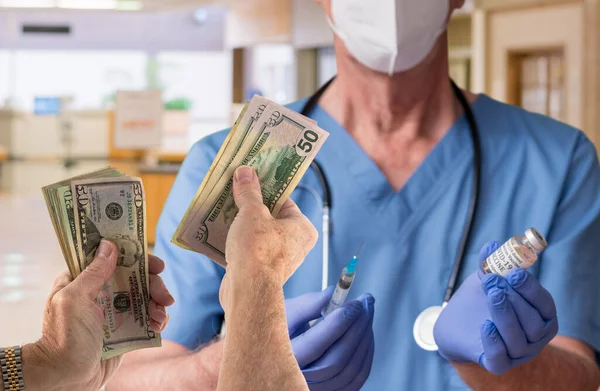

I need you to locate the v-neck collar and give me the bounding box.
[311,96,484,219]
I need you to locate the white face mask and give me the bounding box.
[329,0,449,75]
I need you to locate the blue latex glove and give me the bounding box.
[434,241,559,375]
[285,287,375,391]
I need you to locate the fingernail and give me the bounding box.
[154,321,165,332]
[482,320,501,342]
[489,288,506,308]
[344,302,362,320]
[484,241,498,255]
[157,309,167,321]
[482,320,495,335]
[508,268,529,288]
[496,277,507,290]
[489,241,500,253]
[235,166,254,184]
[482,273,501,292]
[96,240,113,260]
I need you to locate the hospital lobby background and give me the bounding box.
[0,0,599,381]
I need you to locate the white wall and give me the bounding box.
[292,0,333,49]
[0,6,226,51]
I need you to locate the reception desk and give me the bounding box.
[0,109,109,159]
[0,107,191,238]
[139,164,181,245]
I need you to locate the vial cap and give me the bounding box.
[525,228,547,252]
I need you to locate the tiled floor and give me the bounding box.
[0,160,127,346]
[0,193,65,346]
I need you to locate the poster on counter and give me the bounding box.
[114,90,163,149]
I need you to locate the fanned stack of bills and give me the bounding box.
[42,169,160,359]
[172,95,329,266]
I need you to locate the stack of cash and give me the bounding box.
[43,169,160,359]
[172,95,329,266]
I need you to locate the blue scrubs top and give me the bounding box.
[156,95,600,390]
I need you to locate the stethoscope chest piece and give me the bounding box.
[413,304,446,351]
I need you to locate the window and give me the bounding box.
[10,50,147,111]
[449,58,471,91]
[250,44,295,104]
[508,50,565,121]
[155,51,233,147]
[0,51,11,107]
[318,46,337,87]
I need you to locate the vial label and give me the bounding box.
[482,239,528,277]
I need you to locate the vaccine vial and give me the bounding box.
[481,228,548,277]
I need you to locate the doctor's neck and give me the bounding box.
[320,32,474,140]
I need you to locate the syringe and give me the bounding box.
[321,241,363,318]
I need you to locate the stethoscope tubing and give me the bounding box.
[300,76,481,302]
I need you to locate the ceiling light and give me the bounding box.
[193,8,209,25]
[116,0,142,11]
[57,0,116,9]
[0,0,55,7]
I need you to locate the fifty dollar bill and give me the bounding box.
[173,96,329,266]
[43,171,159,360]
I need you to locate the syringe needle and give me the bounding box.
[314,242,365,325]
[355,240,365,257]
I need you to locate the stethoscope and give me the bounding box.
[299,76,481,352]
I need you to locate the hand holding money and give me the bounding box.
[173,96,329,266]
[43,170,169,359]
[220,166,319,312]
[29,240,173,391]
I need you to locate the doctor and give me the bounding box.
[108,0,600,390]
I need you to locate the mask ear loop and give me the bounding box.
[325,15,348,42]
[388,0,398,76]
[388,50,399,76]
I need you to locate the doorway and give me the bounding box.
[507,49,565,122]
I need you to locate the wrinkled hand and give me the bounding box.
[220,166,318,310]
[35,240,175,391]
[221,166,375,389]
[434,241,558,375]
[286,288,375,391]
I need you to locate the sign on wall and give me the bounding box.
[114,90,163,149]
